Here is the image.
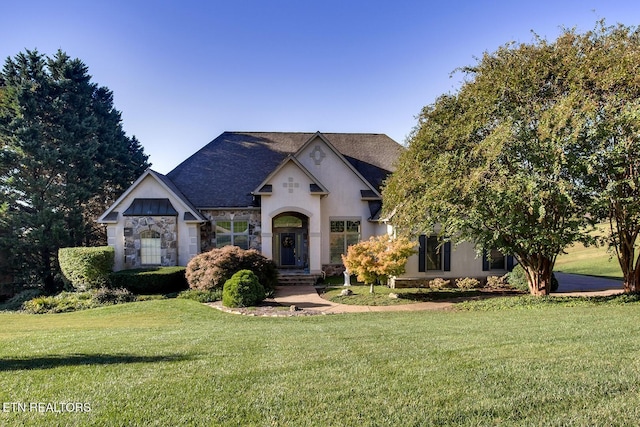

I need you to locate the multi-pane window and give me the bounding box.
[140,230,161,265]
[488,249,506,270]
[330,219,361,264]
[216,220,249,250]
[426,235,442,270]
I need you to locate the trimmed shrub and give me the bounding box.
[222,270,265,308]
[109,267,187,294]
[23,291,95,314]
[486,275,509,289]
[508,264,559,293]
[177,289,222,303]
[507,264,529,291]
[91,287,136,305]
[455,277,481,289]
[429,278,451,289]
[22,288,137,314]
[186,246,278,294]
[58,246,114,290]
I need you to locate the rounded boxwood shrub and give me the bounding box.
[58,246,114,291]
[186,246,278,294]
[222,270,265,308]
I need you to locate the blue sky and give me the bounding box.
[2,1,639,173]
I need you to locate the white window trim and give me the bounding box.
[329,217,361,264]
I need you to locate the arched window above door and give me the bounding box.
[273,215,303,228]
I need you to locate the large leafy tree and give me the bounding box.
[580,24,640,292]
[383,30,594,295]
[0,49,149,291]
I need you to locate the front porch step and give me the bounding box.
[277,272,320,286]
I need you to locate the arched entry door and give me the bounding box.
[272,212,309,269]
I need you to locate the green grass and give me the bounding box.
[2,299,640,425]
[457,293,640,311]
[323,285,519,306]
[554,224,623,278]
[555,240,622,278]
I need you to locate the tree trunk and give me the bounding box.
[622,263,640,293]
[617,231,640,293]
[42,247,56,294]
[522,256,554,296]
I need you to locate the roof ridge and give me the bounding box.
[225,131,388,136]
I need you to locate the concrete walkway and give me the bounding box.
[273,273,626,313]
[273,285,455,313]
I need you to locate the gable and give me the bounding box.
[306,133,403,191]
[165,132,403,208]
[295,133,381,197]
[253,156,328,197]
[98,169,205,223]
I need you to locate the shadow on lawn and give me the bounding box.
[0,353,191,371]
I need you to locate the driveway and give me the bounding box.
[554,272,624,296]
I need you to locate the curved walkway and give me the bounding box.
[273,273,625,313]
[273,285,454,314]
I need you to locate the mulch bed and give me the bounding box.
[206,299,327,317]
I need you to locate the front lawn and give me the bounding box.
[2,299,640,425]
[554,223,624,279]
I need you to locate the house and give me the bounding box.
[98,131,511,282]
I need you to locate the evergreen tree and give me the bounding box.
[0,49,149,291]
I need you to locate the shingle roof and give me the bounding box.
[166,132,403,208]
[123,198,178,216]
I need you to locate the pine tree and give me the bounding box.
[0,50,149,291]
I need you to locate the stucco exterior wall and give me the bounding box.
[255,136,391,275]
[296,138,386,268]
[400,241,509,284]
[259,161,323,273]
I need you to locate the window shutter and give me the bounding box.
[506,255,515,272]
[443,241,451,271]
[482,249,490,271]
[418,235,426,272]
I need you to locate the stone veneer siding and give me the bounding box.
[123,216,178,269]
[200,209,261,253]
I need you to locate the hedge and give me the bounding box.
[109,267,188,294]
[58,246,114,291]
